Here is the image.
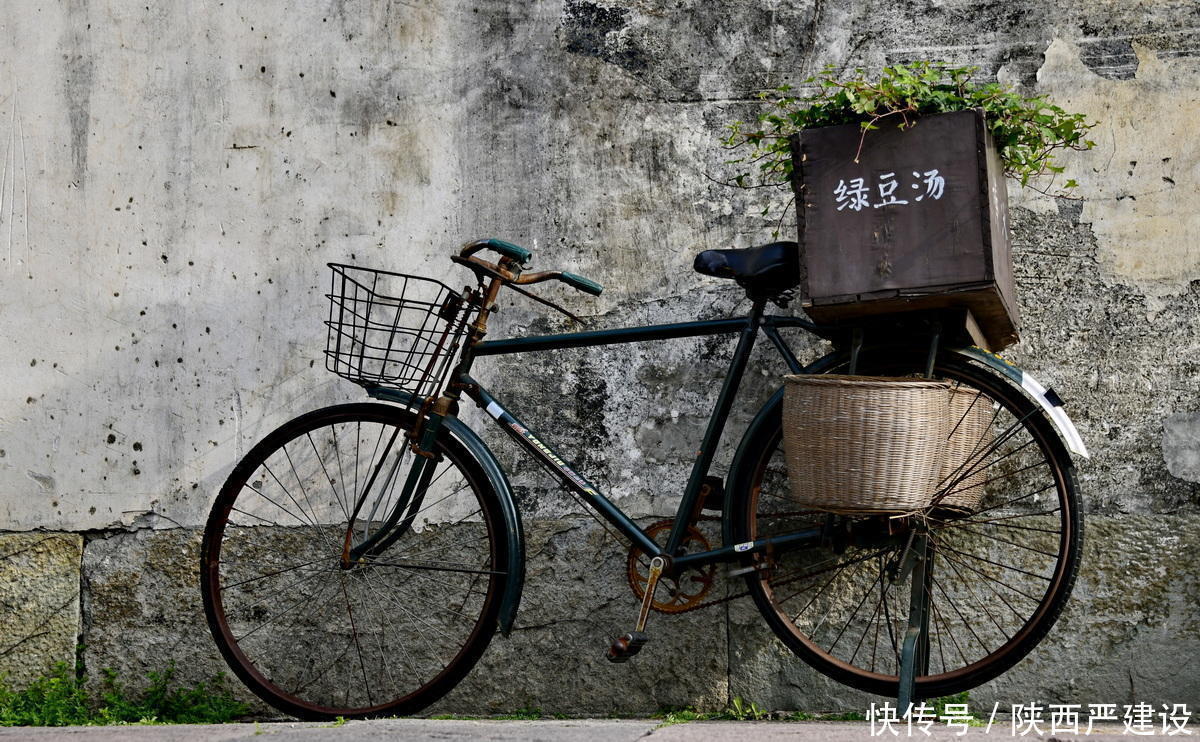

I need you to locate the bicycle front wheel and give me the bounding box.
[201,403,508,720]
[732,353,1082,698]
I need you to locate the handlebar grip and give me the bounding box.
[560,271,603,296]
[481,238,531,265]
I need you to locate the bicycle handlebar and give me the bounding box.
[457,238,604,296]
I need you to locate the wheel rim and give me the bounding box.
[202,407,503,718]
[745,360,1079,696]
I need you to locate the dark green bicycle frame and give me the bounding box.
[457,302,821,569]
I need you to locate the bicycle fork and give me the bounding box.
[341,411,447,567]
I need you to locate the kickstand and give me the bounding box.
[897,533,931,713]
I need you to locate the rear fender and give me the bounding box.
[954,346,1089,459]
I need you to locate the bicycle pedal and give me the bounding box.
[605,631,649,663]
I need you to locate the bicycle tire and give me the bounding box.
[201,403,508,719]
[730,352,1082,698]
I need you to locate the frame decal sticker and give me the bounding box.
[507,420,602,498]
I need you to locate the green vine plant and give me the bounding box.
[723,61,1097,217]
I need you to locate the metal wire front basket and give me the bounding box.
[325,263,474,399]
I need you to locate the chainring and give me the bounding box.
[626,519,718,614]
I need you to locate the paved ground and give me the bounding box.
[0,720,1167,740]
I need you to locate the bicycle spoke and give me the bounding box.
[368,568,495,625]
[773,547,895,610]
[344,570,425,680]
[291,611,359,696]
[338,573,374,707]
[234,566,341,643]
[931,573,990,655]
[308,430,352,522]
[227,561,340,616]
[366,560,503,576]
[936,522,1061,558]
[930,596,969,671]
[938,542,1052,582]
[353,421,362,517]
[849,567,898,666]
[358,567,470,641]
[390,530,490,563]
[940,457,1049,502]
[935,550,1043,603]
[221,554,335,590]
[934,539,1013,641]
[242,476,315,530]
[928,592,949,676]
[941,482,1057,521]
[230,505,291,527]
[280,443,342,556]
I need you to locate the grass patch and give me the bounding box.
[0,662,247,726]
[927,691,985,726]
[714,697,771,721]
[655,708,709,727]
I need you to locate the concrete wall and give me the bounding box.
[2,0,1198,716]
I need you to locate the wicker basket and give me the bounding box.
[931,386,995,513]
[782,375,950,513]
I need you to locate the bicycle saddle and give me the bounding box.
[693,241,800,300]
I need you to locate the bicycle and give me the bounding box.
[199,238,1088,720]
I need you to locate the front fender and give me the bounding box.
[368,388,525,636]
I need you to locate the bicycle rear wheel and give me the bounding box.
[201,403,508,719]
[732,353,1082,698]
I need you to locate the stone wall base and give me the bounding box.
[2,515,1196,715]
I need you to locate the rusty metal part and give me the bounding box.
[451,254,519,283]
[505,282,586,325]
[452,255,586,326]
[690,476,725,523]
[635,556,665,632]
[509,270,561,285]
[622,512,898,617]
[627,520,718,614]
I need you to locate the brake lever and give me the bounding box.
[451,254,587,326]
[506,282,588,327]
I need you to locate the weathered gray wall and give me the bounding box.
[2,0,1199,716]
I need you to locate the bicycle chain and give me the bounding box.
[574,498,831,616]
[629,513,888,616]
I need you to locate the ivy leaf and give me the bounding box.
[722,60,1097,207]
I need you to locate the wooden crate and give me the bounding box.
[789,109,1019,351]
